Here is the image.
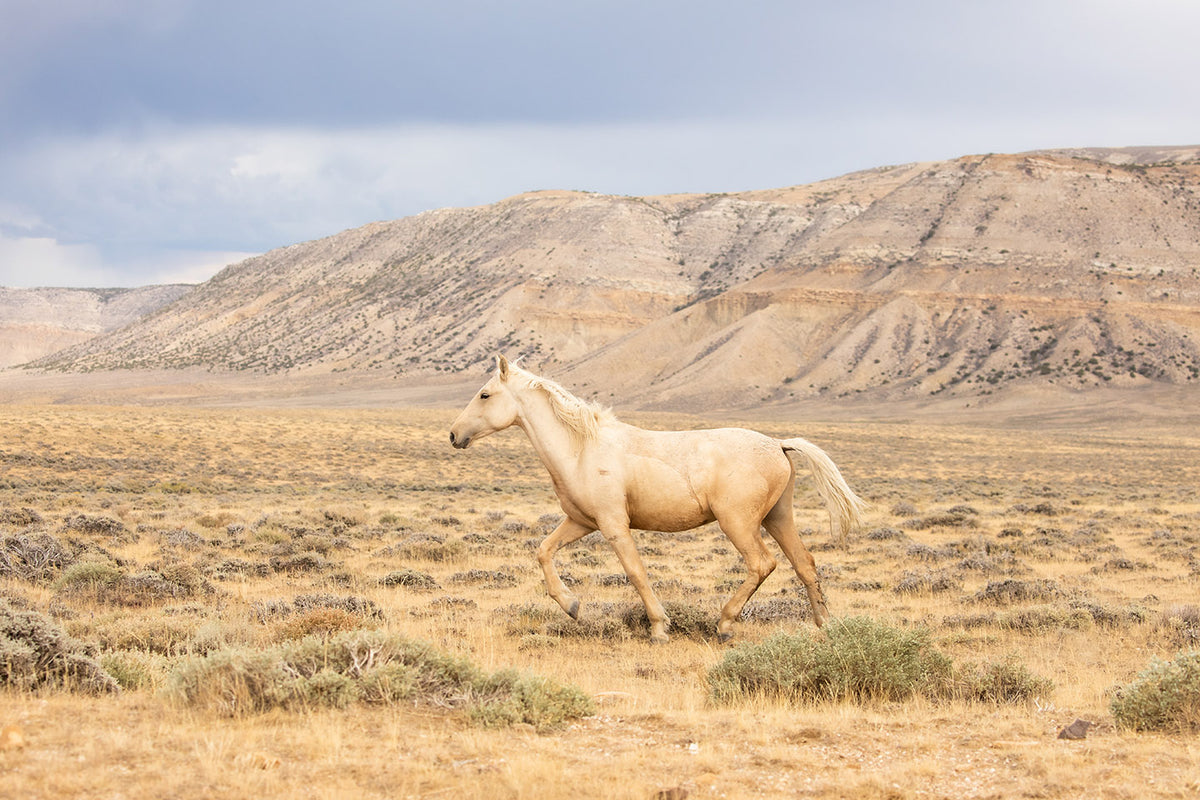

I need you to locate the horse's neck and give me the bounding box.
[515,390,589,486]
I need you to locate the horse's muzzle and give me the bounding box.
[449,431,470,449]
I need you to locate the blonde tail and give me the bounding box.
[780,437,867,546]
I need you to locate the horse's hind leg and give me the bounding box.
[716,516,777,642]
[763,494,830,627]
[536,518,594,619]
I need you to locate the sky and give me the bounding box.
[1,0,1198,288]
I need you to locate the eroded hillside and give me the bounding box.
[27,147,1200,410]
[0,285,194,368]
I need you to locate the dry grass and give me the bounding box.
[2,404,1200,799]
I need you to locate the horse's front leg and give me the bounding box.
[598,518,671,643]
[536,518,594,620]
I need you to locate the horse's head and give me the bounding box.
[449,355,520,449]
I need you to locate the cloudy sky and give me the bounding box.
[1,0,1198,288]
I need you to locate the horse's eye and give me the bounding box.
[479,392,490,400]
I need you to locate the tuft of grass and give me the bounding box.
[1110,650,1200,732]
[708,616,1050,707]
[164,629,593,729]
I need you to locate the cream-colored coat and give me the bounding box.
[449,356,866,642]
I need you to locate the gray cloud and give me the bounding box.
[1,0,1198,287]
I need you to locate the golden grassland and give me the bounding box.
[2,404,1199,799]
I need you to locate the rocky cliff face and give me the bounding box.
[26,146,1200,410]
[0,285,194,368]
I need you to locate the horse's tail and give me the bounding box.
[780,437,867,546]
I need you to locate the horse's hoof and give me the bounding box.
[717,632,734,644]
[650,634,670,645]
[567,599,580,620]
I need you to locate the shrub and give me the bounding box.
[90,614,213,656]
[276,608,364,640]
[207,557,271,580]
[544,615,630,640]
[903,509,978,529]
[622,601,719,641]
[295,669,359,709]
[56,562,209,606]
[379,569,440,590]
[973,579,1063,605]
[359,662,421,704]
[497,602,560,637]
[959,654,1054,703]
[293,594,383,619]
[894,569,962,595]
[708,616,1050,707]
[0,599,119,694]
[943,605,1094,634]
[740,597,813,625]
[100,650,173,691]
[1158,605,1200,649]
[709,617,953,705]
[269,552,329,573]
[160,529,207,549]
[1069,599,1149,628]
[63,514,127,537]
[0,507,43,527]
[117,569,207,605]
[387,534,465,562]
[467,669,595,729]
[866,527,908,541]
[250,594,383,632]
[55,560,123,594]
[165,630,593,729]
[449,568,519,588]
[1,533,77,582]
[1110,650,1200,732]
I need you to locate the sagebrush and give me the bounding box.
[1110,650,1200,732]
[165,629,593,729]
[0,598,120,694]
[707,616,1051,706]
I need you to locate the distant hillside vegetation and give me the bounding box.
[26,146,1200,411]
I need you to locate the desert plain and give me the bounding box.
[1,396,1199,799]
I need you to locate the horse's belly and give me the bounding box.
[628,506,712,533]
[620,455,712,532]
[626,486,711,532]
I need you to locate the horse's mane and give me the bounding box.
[511,365,612,442]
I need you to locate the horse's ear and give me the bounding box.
[496,354,510,382]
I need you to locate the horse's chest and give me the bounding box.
[549,474,601,527]
[550,465,633,525]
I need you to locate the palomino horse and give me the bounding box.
[449,355,866,642]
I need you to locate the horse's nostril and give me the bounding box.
[449,432,456,444]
